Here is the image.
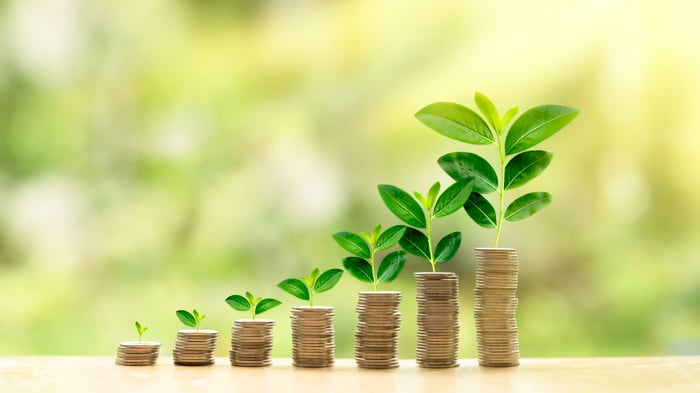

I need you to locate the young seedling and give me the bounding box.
[378,179,473,272]
[415,92,579,247]
[176,309,206,332]
[135,321,148,343]
[333,225,407,291]
[277,268,343,306]
[225,291,281,320]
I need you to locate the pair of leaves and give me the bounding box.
[416,100,578,155]
[225,292,282,316]
[135,321,148,337]
[464,192,552,228]
[277,268,344,302]
[176,309,205,328]
[343,250,406,283]
[399,228,461,263]
[377,179,474,227]
[439,150,553,192]
[333,225,406,259]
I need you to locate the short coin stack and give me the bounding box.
[354,291,402,369]
[415,272,459,368]
[290,306,335,368]
[474,248,519,367]
[115,342,160,366]
[173,330,218,366]
[230,320,275,367]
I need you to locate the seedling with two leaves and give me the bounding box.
[135,321,148,343]
[378,179,474,272]
[277,268,343,306]
[176,309,206,331]
[415,92,579,247]
[333,225,407,291]
[226,292,281,320]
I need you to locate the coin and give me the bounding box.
[229,319,274,367]
[354,291,401,369]
[172,330,217,366]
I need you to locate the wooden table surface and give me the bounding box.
[1,356,698,393]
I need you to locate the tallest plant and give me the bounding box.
[415,92,579,247]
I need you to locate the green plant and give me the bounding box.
[175,309,206,331]
[277,268,343,306]
[416,92,579,247]
[226,292,281,319]
[333,225,407,291]
[378,179,474,272]
[134,321,148,343]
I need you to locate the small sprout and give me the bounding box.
[176,309,206,331]
[226,291,281,320]
[278,268,344,306]
[135,321,148,343]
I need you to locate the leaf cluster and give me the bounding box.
[415,92,578,246]
[226,292,281,319]
[333,224,406,290]
[134,321,148,343]
[176,309,206,331]
[277,268,343,306]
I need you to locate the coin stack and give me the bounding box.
[173,330,218,366]
[115,341,160,366]
[415,272,459,368]
[230,319,275,367]
[474,248,519,367]
[290,306,335,368]
[354,291,402,369]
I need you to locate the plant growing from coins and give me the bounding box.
[277,268,344,306]
[135,321,148,343]
[176,309,206,332]
[333,225,407,291]
[416,92,579,247]
[378,179,474,272]
[226,292,282,319]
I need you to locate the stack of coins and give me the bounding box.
[230,319,275,367]
[173,330,218,366]
[474,248,519,367]
[354,291,402,369]
[415,272,459,368]
[290,306,335,368]
[115,342,160,366]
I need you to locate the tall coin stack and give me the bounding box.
[173,330,218,366]
[414,272,459,368]
[474,248,519,367]
[354,291,401,369]
[115,342,160,366]
[290,306,335,368]
[230,320,275,367]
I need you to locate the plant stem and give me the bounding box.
[370,247,378,291]
[309,288,314,307]
[426,214,436,272]
[493,129,507,248]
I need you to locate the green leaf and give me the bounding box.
[135,321,147,336]
[474,92,500,133]
[277,278,310,301]
[504,150,553,190]
[377,250,406,283]
[505,192,552,221]
[426,181,441,209]
[464,192,497,228]
[415,102,494,144]
[434,232,461,263]
[414,192,428,209]
[310,268,320,283]
[332,231,371,258]
[376,225,406,251]
[505,105,579,155]
[501,106,519,129]
[438,152,498,194]
[314,269,344,293]
[377,184,427,228]
[245,292,255,305]
[176,310,197,328]
[226,295,251,311]
[398,227,431,261]
[370,225,382,244]
[255,298,281,315]
[342,257,374,283]
[192,309,204,323]
[433,178,474,218]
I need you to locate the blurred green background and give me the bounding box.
[1,0,699,358]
